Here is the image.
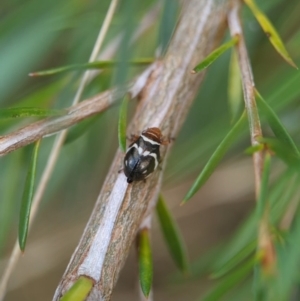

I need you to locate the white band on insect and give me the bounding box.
[126,143,138,153]
[141,134,160,145]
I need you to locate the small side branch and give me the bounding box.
[228,0,276,277]
[0,65,155,157]
[228,1,263,197]
[0,89,117,156]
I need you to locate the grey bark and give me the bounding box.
[53,0,231,300]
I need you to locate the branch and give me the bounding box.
[53,0,231,300]
[0,4,161,301]
[0,3,161,157]
[0,66,155,157]
[228,2,263,197]
[228,0,276,276]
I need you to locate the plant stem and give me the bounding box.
[228,0,276,277]
[228,1,263,198]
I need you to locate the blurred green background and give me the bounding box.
[0,0,300,300]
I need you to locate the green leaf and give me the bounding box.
[156,195,189,274]
[65,116,99,144]
[272,209,300,300]
[228,50,242,123]
[213,214,257,273]
[256,153,271,219]
[253,264,267,301]
[192,36,238,73]
[0,150,23,253]
[0,107,65,119]
[211,240,256,279]
[118,95,128,152]
[184,246,221,280]
[256,90,300,158]
[60,276,94,301]
[158,0,179,55]
[138,228,153,298]
[213,170,292,274]
[213,169,295,276]
[182,112,247,203]
[271,171,298,224]
[200,258,254,301]
[18,140,41,251]
[260,138,300,168]
[269,72,300,109]
[243,0,298,69]
[244,144,264,155]
[29,58,153,77]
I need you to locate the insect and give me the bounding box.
[123,127,168,183]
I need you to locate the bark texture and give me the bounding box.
[53,0,231,300]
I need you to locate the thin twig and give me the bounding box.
[228,2,263,198]
[0,64,155,157]
[87,3,160,83]
[228,0,275,275]
[0,1,119,300]
[74,0,119,99]
[0,89,118,156]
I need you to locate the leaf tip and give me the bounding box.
[289,61,299,70]
[191,69,197,74]
[182,191,194,204]
[283,56,298,69]
[142,291,150,299]
[180,199,187,206]
[18,239,25,252]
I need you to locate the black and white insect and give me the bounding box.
[123,127,167,184]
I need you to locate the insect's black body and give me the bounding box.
[124,127,163,184]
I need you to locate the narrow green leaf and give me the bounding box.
[182,112,247,203]
[213,170,294,273]
[29,58,153,77]
[158,0,179,55]
[211,240,256,279]
[60,276,94,301]
[192,36,238,73]
[256,153,271,219]
[138,228,153,298]
[244,0,298,69]
[65,116,99,145]
[156,195,189,273]
[0,150,22,253]
[18,140,41,251]
[272,209,300,300]
[244,144,264,155]
[184,246,221,279]
[260,138,300,169]
[118,95,128,152]
[200,258,254,301]
[213,213,257,272]
[253,264,267,301]
[228,50,242,123]
[256,90,300,158]
[271,172,298,224]
[0,107,65,119]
